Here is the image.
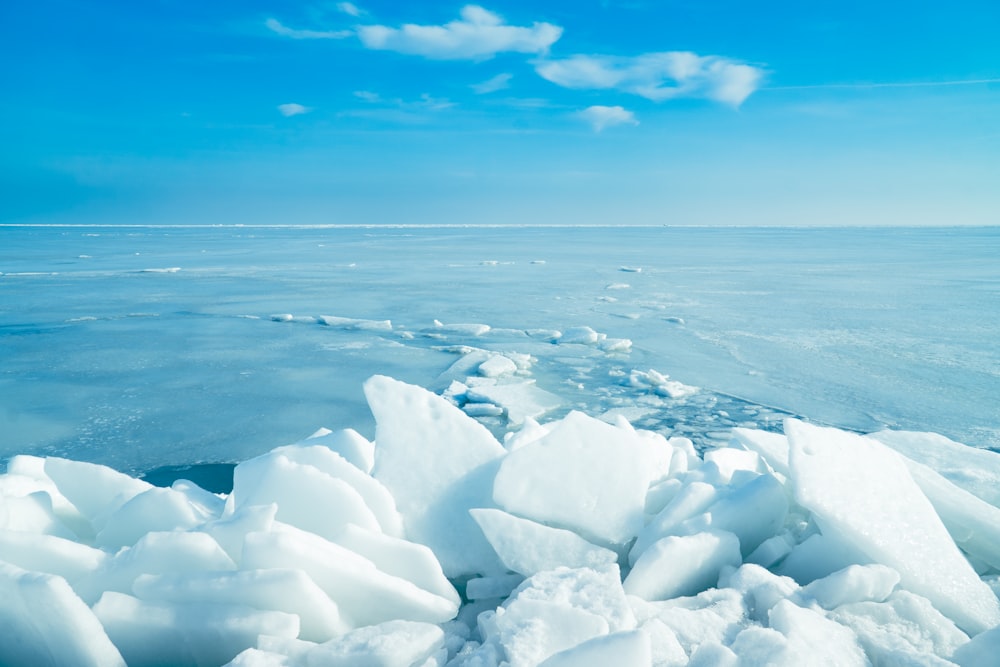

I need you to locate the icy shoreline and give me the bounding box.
[3,375,1000,666]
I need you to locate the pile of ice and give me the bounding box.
[3,375,1000,666]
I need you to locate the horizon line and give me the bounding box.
[763,77,1000,92]
[2,223,998,231]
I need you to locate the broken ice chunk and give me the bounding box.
[623,530,742,601]
[478,355,519,378]
[365,375,507,578]
[465,380,562,427]
[317,315,392,331]
[786,418,1000,635]
[493,411,650,547]
[470,508,618,577]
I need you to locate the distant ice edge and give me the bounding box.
[2,375,1000,667]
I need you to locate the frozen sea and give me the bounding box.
[1,224,998,478]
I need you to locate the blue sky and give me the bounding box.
[2,0,998,226]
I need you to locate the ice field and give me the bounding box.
[2,225,998,474]
[2,224,1000,665]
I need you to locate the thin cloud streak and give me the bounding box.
[265,18,352,40]
[336,2,362,17]
[349,91,456,115]
[471,73,513,94]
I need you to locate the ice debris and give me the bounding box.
[1,376,1000,666]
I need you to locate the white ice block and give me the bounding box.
[493,410,650,547]
[296,427,376,474]
[792,564,900,610]
[94,486,204,550]
[75,530,236,605]
[300,620,445,667]
[331,522,460,607]
[132,568,350,643]
[831,590,970,665]
[786,419,1000,635]
[537,630,651,667]
[470,508,618,577]
[241,525,458,629]
[230,453,382,541]
[43,456,153,532]
[365,375,507,578]
[93,591,299,667]
[0,530,108,584]
[0,562,125,667]
[624,530,742,601]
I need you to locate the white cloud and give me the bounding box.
[537,52,764,106]
[354,90,381,103]
[357,5,562,60]
[577,105,638,132]
[337,2,362,17]
[471,72,513,94]
[266,17,352,40]
[277,103,312,117]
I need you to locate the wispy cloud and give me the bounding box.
[537,52,763,106]
[277,103,312,117]
[351,91,455,114]
[354,90,381,103]
[498,97,555,109]
[357,5,562,60]
[471,73,513,94]
[340,93,456,124]
[265,17,352,40]
[577,105,638,132]
[336,2,362,17]
[414,93,455,111]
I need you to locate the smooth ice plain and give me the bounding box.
[2,225,998,474]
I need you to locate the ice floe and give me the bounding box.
[627,369,700,399]
[430,320,492,337]
[318,315,393,331]
[2,375,1000,666]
